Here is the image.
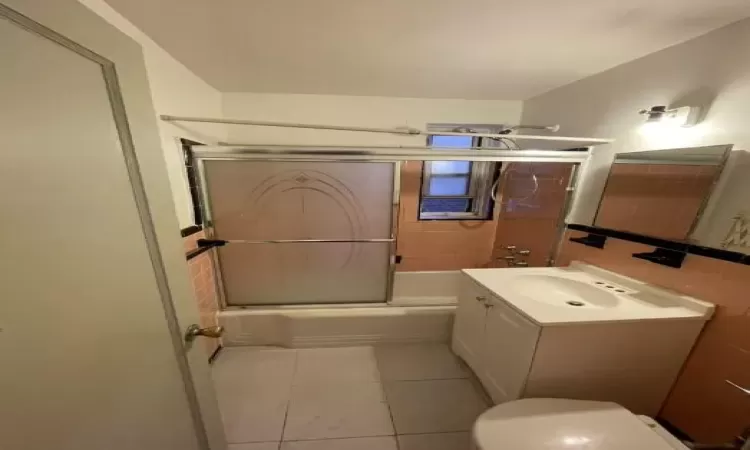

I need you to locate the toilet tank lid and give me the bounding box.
[473,398,686,450]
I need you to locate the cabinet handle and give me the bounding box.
[485,303,494,309]
[475,296,486,302]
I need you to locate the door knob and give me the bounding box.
[184,324,224,342]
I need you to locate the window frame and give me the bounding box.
[419,132,498,221]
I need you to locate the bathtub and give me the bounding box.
[390,270,461,306]
[218,271,460,348]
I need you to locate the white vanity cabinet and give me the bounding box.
[453,275,540,404]
[452,275,492,372]
[481,295,540,403]
[451,270,710,416]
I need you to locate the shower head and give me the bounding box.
[451,127,478,133]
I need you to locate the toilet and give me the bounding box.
[472,398,688,450]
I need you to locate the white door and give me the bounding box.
[451,276,488,373]
[0,2,225,450]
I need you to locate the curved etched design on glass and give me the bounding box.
[240,169,369,266]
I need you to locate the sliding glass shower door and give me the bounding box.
[202,160,394,306]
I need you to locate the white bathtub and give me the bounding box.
[218,270,460,348]
[391,270,461,306]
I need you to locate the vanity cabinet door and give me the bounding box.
[481,298,540,404]
[452,276,489,374]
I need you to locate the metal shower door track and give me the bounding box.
[192,146,592,163]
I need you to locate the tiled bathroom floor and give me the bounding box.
[212,344,490,450]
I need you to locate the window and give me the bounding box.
[419,131,499,220]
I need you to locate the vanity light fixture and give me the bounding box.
[639,105,701,128]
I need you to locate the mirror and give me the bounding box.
[594,145,731,241]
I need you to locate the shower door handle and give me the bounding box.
[184,324,224,342]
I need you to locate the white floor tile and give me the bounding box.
[213,347,297,387]
[213,348,297,443]
[280,436,398,450]
[218,385,291,443]
[384,379,488,434]
[283,381,394,440]
[398,432,472,450]
[293,347,380,385]
[229,443,280,450]
[374,344,468,381]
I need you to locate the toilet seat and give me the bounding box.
[473,398,686,450]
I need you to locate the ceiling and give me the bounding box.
[104,0,750,100]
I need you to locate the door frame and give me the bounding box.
[0,3,217,449]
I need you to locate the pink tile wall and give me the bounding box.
[559,231,750,442]
[395,162,573,271]
[491,163,572,267]
[396,161,497,271]
[184,230,221,358]
[183,230,204,253]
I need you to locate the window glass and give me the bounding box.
[428,176,470,196]
[430,135,473,148]
[430,161,471,174]
[419,128,497,220]
[421,197,471,213]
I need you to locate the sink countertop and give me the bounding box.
[462,262,714,326]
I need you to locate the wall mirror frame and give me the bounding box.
[593,144,733,243]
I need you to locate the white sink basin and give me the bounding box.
[462,263,714,325]
[510,274,621,309]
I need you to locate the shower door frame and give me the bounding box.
[191,146,591,310]
[194,157,401,309]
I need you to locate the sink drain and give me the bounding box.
[566,301,585,307]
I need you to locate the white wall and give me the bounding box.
[222,93,523,146]
[80,0,226,228]
[522,18,750,251]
